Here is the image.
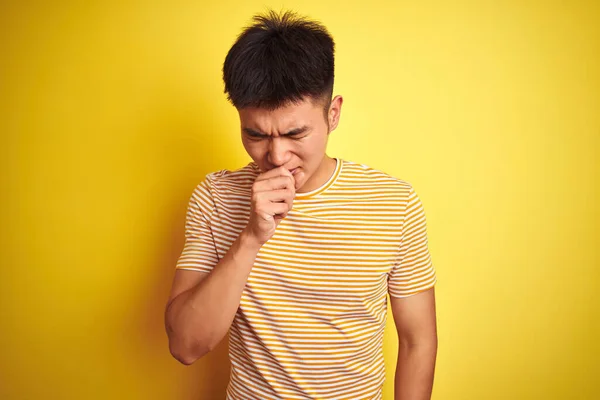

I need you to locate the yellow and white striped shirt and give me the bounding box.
[176,157,437,399]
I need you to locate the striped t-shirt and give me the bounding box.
[175,157,437,400]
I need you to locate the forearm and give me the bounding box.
[394,340,438,400]
[166,229,262,364]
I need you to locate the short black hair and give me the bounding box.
[222,9,335,112]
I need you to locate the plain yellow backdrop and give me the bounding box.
[1,1,598,399]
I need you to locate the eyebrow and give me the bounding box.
[242,126,309,138]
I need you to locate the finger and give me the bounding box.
[253,175,295,193]
[255,165,293,182]
[266,202,289,217]
[260,187,294,204]
[271,189,294,217]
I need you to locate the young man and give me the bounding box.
[165,10,438,400]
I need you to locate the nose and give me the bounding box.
[267,136,291,167]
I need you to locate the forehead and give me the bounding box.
[238,98,323,130]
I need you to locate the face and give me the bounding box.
[238,95,343,193]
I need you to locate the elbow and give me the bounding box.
[169,338,212,365]
[165,315,223,365]
[165,316,213,364]
[170,346,198,366]
[172,352,200,366]
[168,326,224,365]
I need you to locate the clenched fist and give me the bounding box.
[243,166,297,246]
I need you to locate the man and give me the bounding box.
[165,10,438,400]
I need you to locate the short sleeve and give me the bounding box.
[388,185,437,298]
[175,178,219,273]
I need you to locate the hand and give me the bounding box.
[243,166,296,246]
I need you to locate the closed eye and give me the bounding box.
[289,132,307,139]
[243,126,310,139]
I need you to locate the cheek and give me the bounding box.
[300,135,326,156]
[243,140,265,155]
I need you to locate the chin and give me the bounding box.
[295,174,306,190]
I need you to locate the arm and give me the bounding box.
[391,287,438,400]
[164,229,262,365]
[165,166,296,366]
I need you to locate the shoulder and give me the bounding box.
[186,161,259,218]
[195,161,260,197]
[340,159,415,193]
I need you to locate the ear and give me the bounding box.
[327,95,343,133]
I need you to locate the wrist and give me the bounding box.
[240,228,264,252]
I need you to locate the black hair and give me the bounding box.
[222,9,335,113]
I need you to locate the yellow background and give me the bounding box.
[1,1,598,399]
